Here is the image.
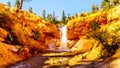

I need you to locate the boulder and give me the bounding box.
[68,54,82,66]
[109,59,120,68]
[71,37,95,52]
[0,3,60,53]
[0,28,8,39]
[86,41,102,60]
[0,42,22,68]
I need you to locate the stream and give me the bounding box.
[8,55,111,68]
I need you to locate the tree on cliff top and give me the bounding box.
[101,0,110,9]
[6,1,11,7]
[101,0,120,9]
[28,7,33,13]
[62,10,67,24]
[91,4,99,13]
[47,14,52,22]
[110,0,120,6]
[14,0,20,8]
[20,0,31,9]
[42,10,46,20]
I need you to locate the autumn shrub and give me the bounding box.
[89,21,120,59]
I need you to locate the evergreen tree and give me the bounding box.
[110,0,120,6]
[14,0,20,8]
[28,7,33,13]
[42,10,46,20]
[71,16,75,19]
[47,14,52,22]
[52,11,56,23]
[95,4,99,11]
[80,13,86,17]
[62,10,66,24]
[52,11,55,20]
[50,11,59,24]
[68,14,70,18]
[101,0,110,9]
[6,1,11,6]
[91,4,95,13]
[67,14,71,20]
[75,13,78,18]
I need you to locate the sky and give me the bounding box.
[0,0,102,20]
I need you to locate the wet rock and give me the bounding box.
[8,55,47,68]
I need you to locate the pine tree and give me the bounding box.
[62,10,66,24]
[95,4,99,11]
[91,4,99,13]
[75,13,78,18]
[101,0,110,9]
[110,0,120,6]
[50,11,59,24]
[80,13,85,17]
[6,1,11,6]
[91,4,95,13]
[47,14,52,22]
[14,0,20,8]
[52,11,55,20]
[28,7,33,13]
[52,11,56,23]
[42,10,46,20]
[67,14,71,20]
[68,14,70,18]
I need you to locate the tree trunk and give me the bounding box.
[20,0,24,9]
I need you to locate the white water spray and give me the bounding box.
[59,26,69,51]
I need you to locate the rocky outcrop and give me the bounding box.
[71,37,95,51]
[0,3,60,53]
[67,5,120,39]
[0,42,22,68]
[0,3,60,67]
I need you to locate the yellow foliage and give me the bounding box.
[86,41,102,60]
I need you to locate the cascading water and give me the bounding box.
[59,26,69,51]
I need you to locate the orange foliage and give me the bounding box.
[67,11,108,39]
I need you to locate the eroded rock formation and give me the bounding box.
[0,3,60,67]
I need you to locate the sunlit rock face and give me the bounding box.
[67,11,108,39]
[107,5,120,22]
[0,3,61,67]
[0,3,60,53]
[66,5,120,39]
[71,37,95,52]
[0,42,22,68]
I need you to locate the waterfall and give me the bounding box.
[59,26,69,51]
